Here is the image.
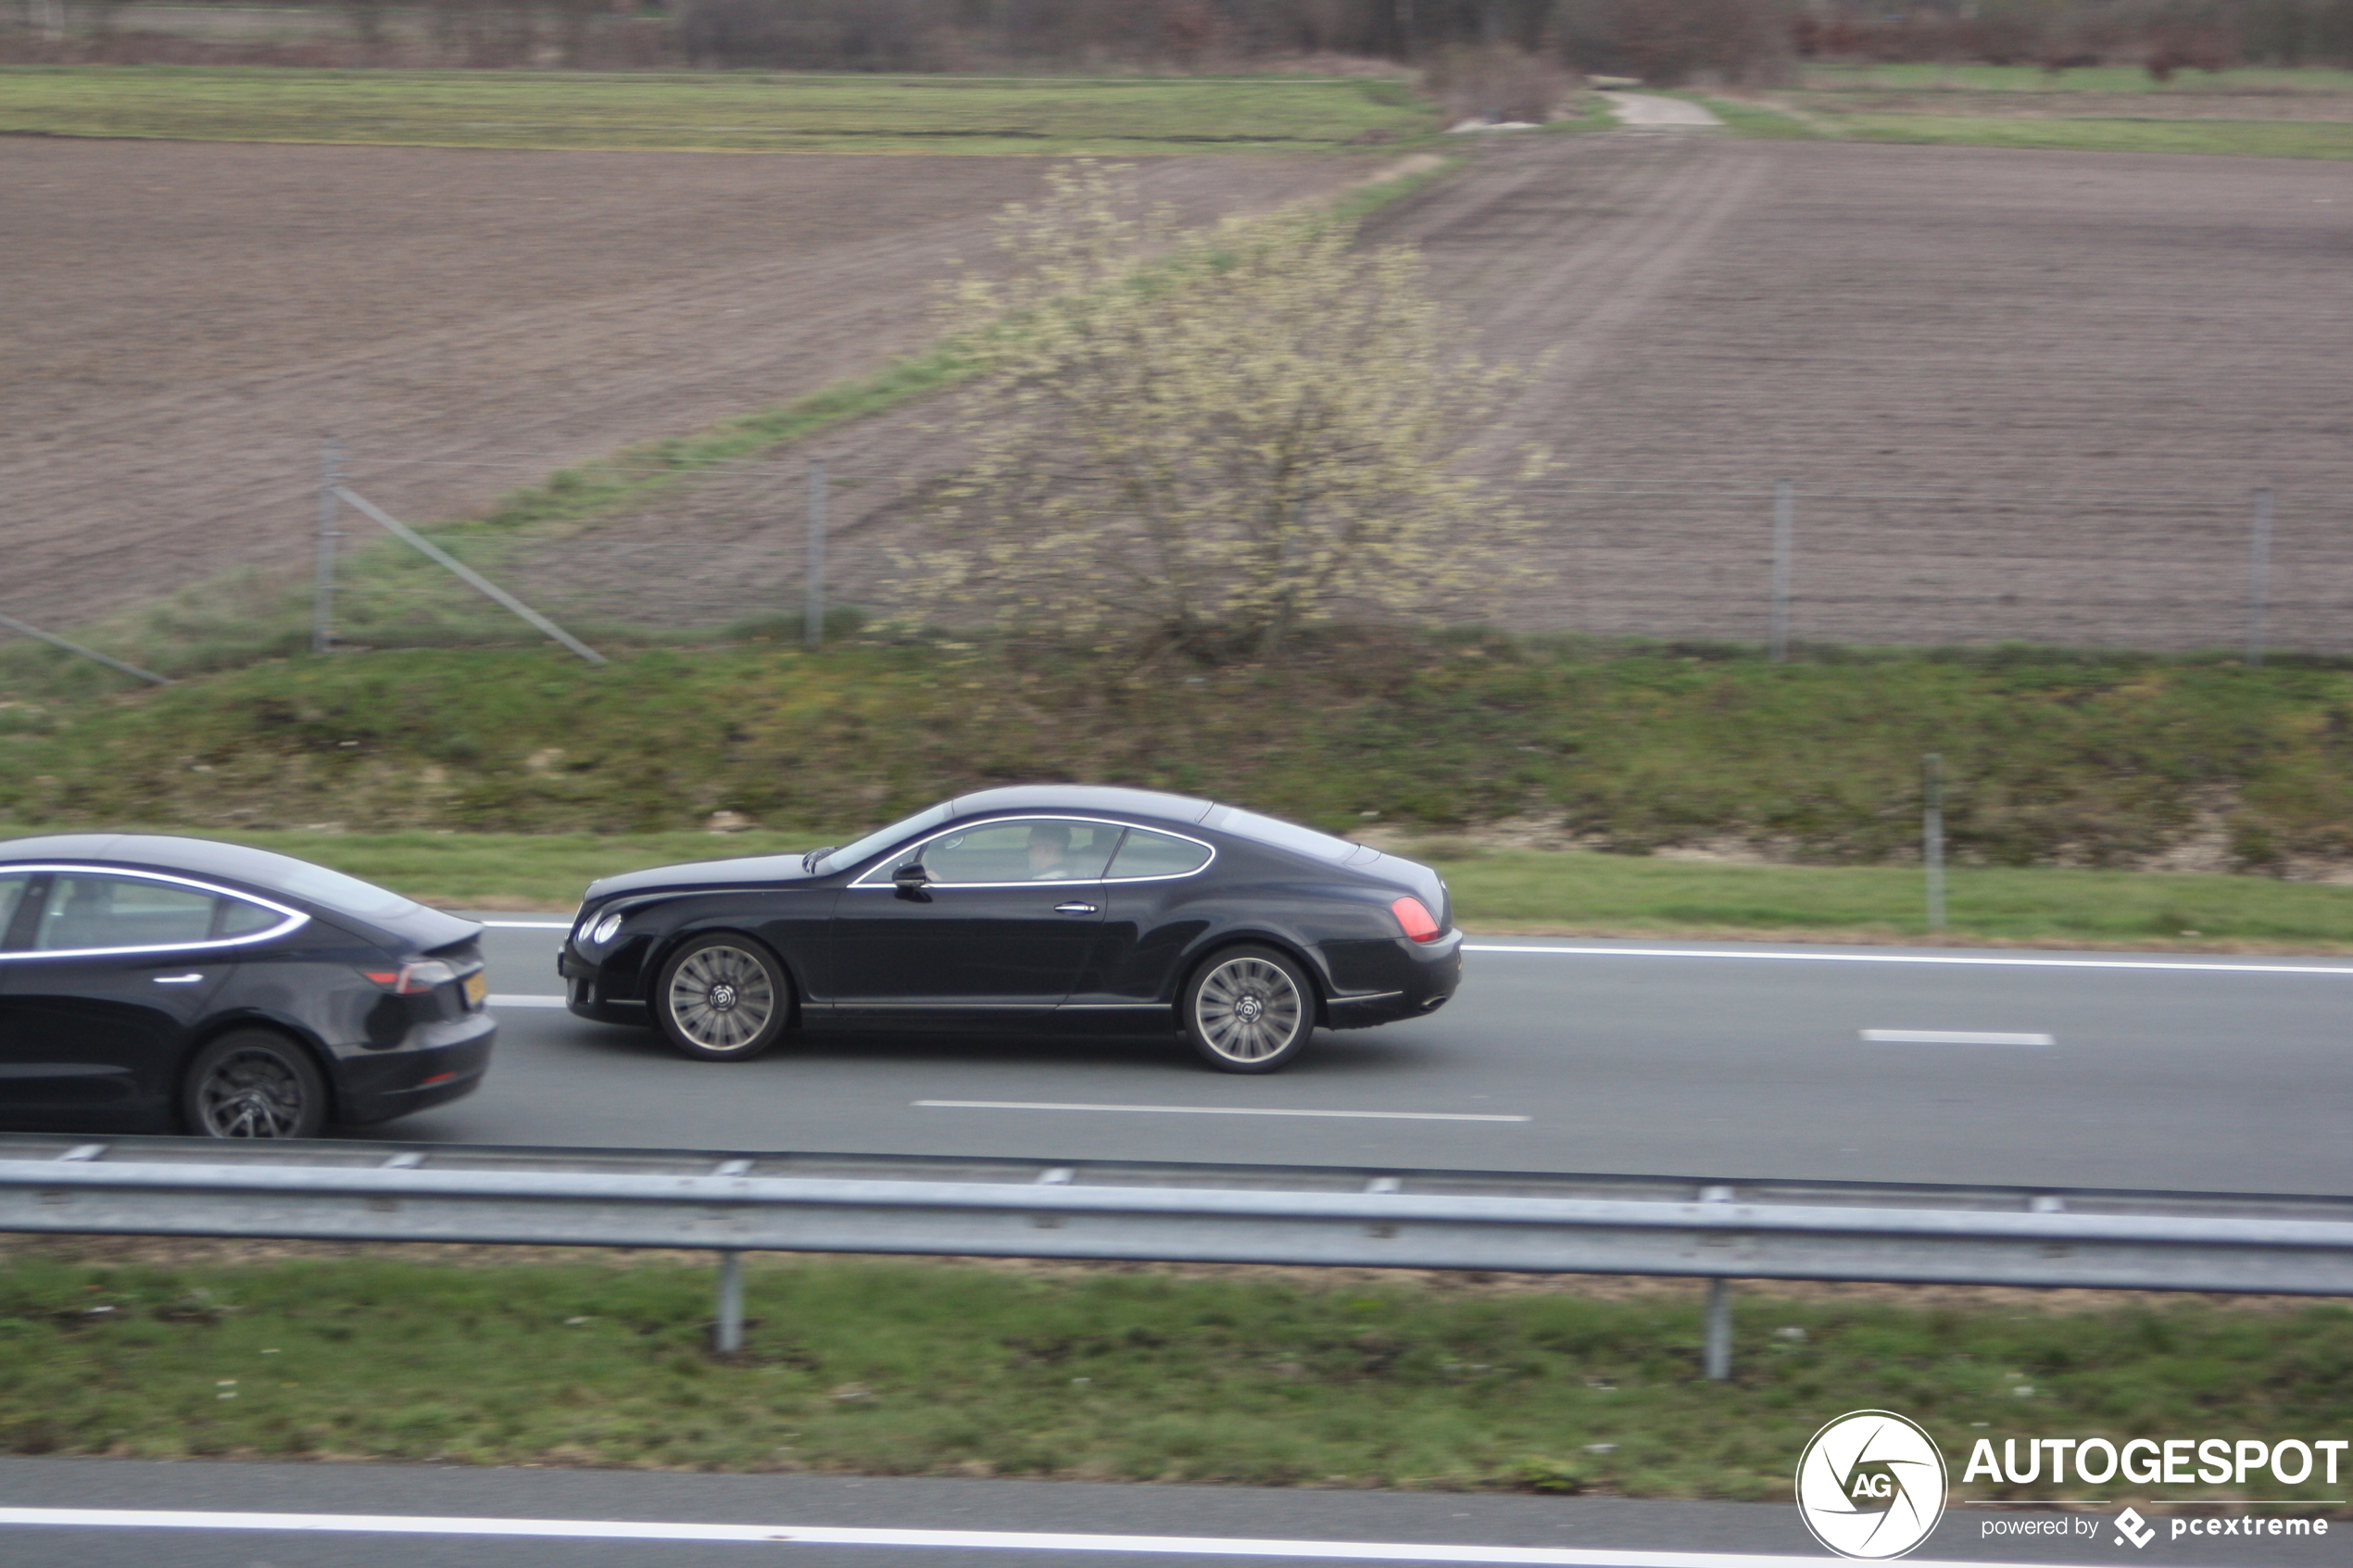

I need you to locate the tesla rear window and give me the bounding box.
[269,863,422,922]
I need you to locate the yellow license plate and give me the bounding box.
[464,972,489,1008]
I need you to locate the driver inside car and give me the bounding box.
[1026,822,1077,880]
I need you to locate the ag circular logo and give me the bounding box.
[1795,1410,1949,1560]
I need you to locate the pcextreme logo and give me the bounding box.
[1795,1411,1950,1560]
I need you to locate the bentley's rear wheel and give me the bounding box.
[1182,945,1314,1073]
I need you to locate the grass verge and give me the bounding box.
[6,639,2353,881]
[1697,87,2353,159]
[1825,115,2353,159]
[0,66,1439,155]
[3,1250,2346,1499]
[1797,63,2353,95]
[14,825,2349,950]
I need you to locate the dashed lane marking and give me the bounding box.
[916,1100,1529,1123]
[1862,1029,2055,1047]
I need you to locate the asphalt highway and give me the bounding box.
[373,925,2353,1197]
[0,1459,2325,1566]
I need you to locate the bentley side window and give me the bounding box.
[913,820,1121,884]
[1105,828,1214,881]
[36,874,223,952]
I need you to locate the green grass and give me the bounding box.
[2,1251,2346,1498]
[1698,92,2353,158]
[0,66,1438,154]
[1826,114,2353,159]
[15,825,2347,949]
[1688,96,1824,139]
[1413,847,2353,947]
[7,640,2353,935]
[1800,62,2353,95]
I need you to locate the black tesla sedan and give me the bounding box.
[0,834,495,1137]
[560,785,1462,1073]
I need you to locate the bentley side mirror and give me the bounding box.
[890,862,929,890]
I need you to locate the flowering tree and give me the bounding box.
[912,162,1537,657]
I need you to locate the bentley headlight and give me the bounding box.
[590,911,624,946]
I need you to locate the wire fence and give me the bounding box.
[3,445,2347,683]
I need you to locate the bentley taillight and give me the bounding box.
[1390,896,1441,943]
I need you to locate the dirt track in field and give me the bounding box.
[0,141,1381,627]
[510,131,2353,652]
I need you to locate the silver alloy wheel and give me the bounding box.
[195,1047,310,1137]
[1194,955,1305,1064]
[666,942,778,1053]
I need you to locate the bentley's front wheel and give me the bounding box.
[655,935,791,1061]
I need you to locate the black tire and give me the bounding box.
[1181,944,1315,1073]
[182,1029,329,1139]
[654,933,792,1061]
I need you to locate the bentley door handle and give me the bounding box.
[1052,902,1099,915]
[152,973,207,985]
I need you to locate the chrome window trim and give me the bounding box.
[0,863,310,961]
[847,816,1217,890]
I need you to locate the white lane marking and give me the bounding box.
[0,1508,2057,1566]
[1464,944,2353,976]
[1862,1029,2054,1047]
[479,920,573,929]
[916,1100,1530,1123]
[488,995,571,1009]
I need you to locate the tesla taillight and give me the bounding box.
[1390,896,1441,943]
[363,960,459,995]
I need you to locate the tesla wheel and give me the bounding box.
[1182,945,1315,1073]
[183,1030,329,1139]
[655,934,791,1061]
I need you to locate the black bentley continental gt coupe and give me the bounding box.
[561,786,1462,1073]
[0,834,495,1136]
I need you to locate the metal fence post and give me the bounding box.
[1923,752,1946,934]
[1705,1278,1733,1381]
[2247,486,2272,668]
[806,459,828,648]
[1768,478,1793,662]
[714,1249,745,1355]
[311,437,342,655]
[809,460,837,648]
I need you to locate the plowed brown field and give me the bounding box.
[505,132,2353,653]
[0,139,1381,626]
[12,132,2353,653]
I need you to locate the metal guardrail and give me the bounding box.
[3,1135,2349,1374]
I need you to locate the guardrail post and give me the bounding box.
[1699,1182,1735,1379]
[1705,1278,1733,1380]
[714,1249,745,1356]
